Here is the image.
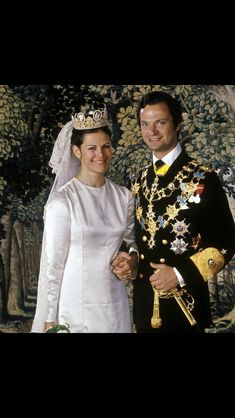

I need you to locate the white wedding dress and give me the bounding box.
[31,177,135,333]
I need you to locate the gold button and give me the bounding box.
[142,236,147,242]
[162,239,168,245]
[160,258,165,263]
[139,273,143,279]
[140,254,145,260]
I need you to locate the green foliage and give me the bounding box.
[11,187,52,227]
[0,85,28,162]
[0,85,54,219]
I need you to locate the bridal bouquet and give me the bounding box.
[45,323,71,333]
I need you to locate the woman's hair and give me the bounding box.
[136,91,183,128]
[71,125,112,147]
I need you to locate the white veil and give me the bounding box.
[46,120,81,205]
[31,120,80,332]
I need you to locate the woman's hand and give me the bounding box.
[112,251,138,280]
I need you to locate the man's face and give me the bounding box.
[140,102,180,159]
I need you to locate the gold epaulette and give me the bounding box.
[190,247,225,281]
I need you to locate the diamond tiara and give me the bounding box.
[72,108,109,130]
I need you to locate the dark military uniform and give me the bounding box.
[132,150,235,333]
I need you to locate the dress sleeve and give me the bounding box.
[44,192,71,322]
[123,189,138,252]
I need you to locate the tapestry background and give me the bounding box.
[0,84,234,333]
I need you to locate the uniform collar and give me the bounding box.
[153,142,182,167]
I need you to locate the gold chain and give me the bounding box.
[132,161,211,249]
[141,160,199,202]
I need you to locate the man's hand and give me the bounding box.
[149,262,178,292]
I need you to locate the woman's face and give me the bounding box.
[73,130,113,175]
